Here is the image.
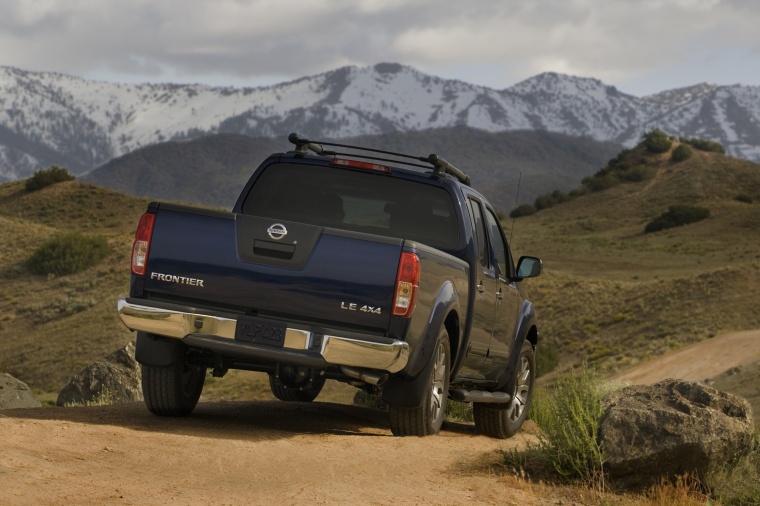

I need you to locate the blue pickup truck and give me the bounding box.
[118,133,542,438]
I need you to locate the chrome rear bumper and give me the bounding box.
[117,298,409,373]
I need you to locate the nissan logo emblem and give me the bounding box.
[267,223,288,240]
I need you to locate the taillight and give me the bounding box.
[393,252,420,317]
[331,158,391,173]
[131,212,155,276]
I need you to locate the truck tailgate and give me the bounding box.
[143,205,402,331]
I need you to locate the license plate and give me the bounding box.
[235,316,286,347]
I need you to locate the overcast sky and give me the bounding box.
[1,0,758,97]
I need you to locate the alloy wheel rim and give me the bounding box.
[507,355,531,422]
[430,341,446,421]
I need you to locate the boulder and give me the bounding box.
[57,341,143,406]
[600,379,755,489]
[0,373,42,409]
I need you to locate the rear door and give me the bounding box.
[458,197,499,378]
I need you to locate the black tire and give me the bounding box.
[474,340,535,439]
[141,340,205,417]
[268,373,325,402]
[389,329,450,436]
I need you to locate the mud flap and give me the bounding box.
[382,338,438,408]
[135,331,177,367]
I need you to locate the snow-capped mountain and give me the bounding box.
[0,63,758,180]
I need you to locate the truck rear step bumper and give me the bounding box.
[117,298,409,373]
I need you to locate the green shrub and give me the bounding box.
[583,173,618,192]
[618,165,655,182]
[569,187,588,198]
[671,144,693,162]
[64,386,119,407]
[736,194,754,204]
[534,190,570,211]
[527,365,607,483]
[509,203,537,218]
[535,342,559,377]
[680,137,725,154]
[643,129,673,154]
[25,165,75,192]
[25,233,110,276]
[445,400,473,422]
[645,205,710,233]
[708,433,760,505]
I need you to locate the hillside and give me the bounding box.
[2,141,760,407]
[0,180,147,399]
[2,63,759,181]
[82,128,622,210]
[512,141,760,375]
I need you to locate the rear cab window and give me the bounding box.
[241,163,460,251]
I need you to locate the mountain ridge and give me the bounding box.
[81,128,622,211]
[2,135,759,406]
[1,63,759,180]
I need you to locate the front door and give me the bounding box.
[483,207,521,377]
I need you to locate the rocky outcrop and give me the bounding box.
[600,379,755,489]
[0,373,42,409]
[57,341,143,406]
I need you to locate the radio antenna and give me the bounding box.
[509,171,522,242]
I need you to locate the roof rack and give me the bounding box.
[287,132,471,186]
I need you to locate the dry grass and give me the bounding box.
[0,181,146,395]
[511,147,760,378]
[2,146,760,408]
[2,147,759,504]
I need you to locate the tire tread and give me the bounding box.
[141,341,204,417]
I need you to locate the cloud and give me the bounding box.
[0,0,757,94]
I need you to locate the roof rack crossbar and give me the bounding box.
[427,154,472,186]
[287,132,471,186]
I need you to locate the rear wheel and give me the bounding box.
[268,371,325,402]
[141,340,206,416]
[474,340,535,439]
[389,329,450,436]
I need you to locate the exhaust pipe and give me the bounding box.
[341,366,389,386]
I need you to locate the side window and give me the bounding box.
[467,198,489,269]
[484,208,512,279]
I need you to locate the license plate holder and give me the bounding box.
[235,316,286,347]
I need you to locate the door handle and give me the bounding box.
[496,290,504,300]
[477,283,485,294]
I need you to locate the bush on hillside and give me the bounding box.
[535,343,559,377]
[569,186,588,198]
[582,173,618,192]
[643,129,673,154]
[25,233,110,276]
[680,137,725,154]
[581,148,654,193]
[25,165,75,192]
[644,205,710,233]
[671,144,693,162]
[736,194,754,204]
[617,164,655,182]
[535,190,570,211]
[509,203,537,218]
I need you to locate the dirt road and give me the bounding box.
[612,329,760,385]
[4,329,758,505]
[0,400,541,506]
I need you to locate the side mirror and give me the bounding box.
[515,256,542,280]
